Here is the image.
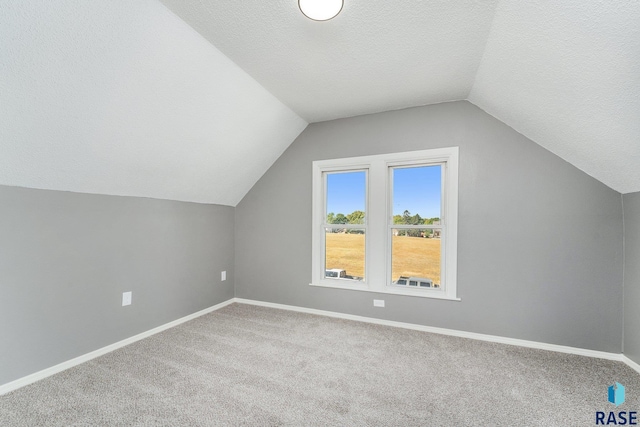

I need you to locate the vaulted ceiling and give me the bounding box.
[2,0,639,206]
[160,0,640,195]
[0,0,306,206]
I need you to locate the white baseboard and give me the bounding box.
[234,298,625,362]
[623,355,640,375]
[3,296,637,396]
[0,298,235,396]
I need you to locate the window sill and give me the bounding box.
[309,282,461,301]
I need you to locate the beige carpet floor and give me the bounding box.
[0,303,639,426]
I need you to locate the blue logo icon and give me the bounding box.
[608,382,625,407]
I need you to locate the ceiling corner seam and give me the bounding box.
[466,0,502,100]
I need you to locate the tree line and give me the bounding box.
[327,210,440,236]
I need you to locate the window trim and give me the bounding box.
[311,147,460,301]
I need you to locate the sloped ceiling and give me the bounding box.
[0,0,307,206]
[158,0,499,123]
[161,0,640,195]
[2,1,639,203]
[469,1,640,194]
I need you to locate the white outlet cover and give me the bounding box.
[221,271,227,281]
[122,291,132,306]
[373,299,385,308]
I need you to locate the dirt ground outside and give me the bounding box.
[325,232,441,283]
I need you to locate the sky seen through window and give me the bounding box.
[325,166,441,219]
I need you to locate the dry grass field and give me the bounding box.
[325,233,441,284]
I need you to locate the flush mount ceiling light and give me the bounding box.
[298,0,343,21]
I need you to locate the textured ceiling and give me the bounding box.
[161,0,640,194]
[2,0,639,203]
[0,0,307,206]
[469,0,640,194]
[159,0,500,123]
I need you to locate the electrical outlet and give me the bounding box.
[122,291,132,306]
[221,271,226,281]
[373,299,385,308]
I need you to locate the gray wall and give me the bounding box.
[235,101,624,353]
[624,192,640,364]
[0,186,234,386]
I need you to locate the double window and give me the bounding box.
[311,147,459,300]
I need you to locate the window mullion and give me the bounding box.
[366,159,386,291]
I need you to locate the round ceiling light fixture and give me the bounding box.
[298,0,343,21]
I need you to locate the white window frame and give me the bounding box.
[311,147,460,301]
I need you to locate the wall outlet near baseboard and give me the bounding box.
[373,299,385,308]
[221,271,226,281]
[122,291,132,306]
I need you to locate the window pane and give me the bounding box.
[391,228,440,288]
[325,228,365,281]
[392,165,441,222]
[326,171,366,225]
